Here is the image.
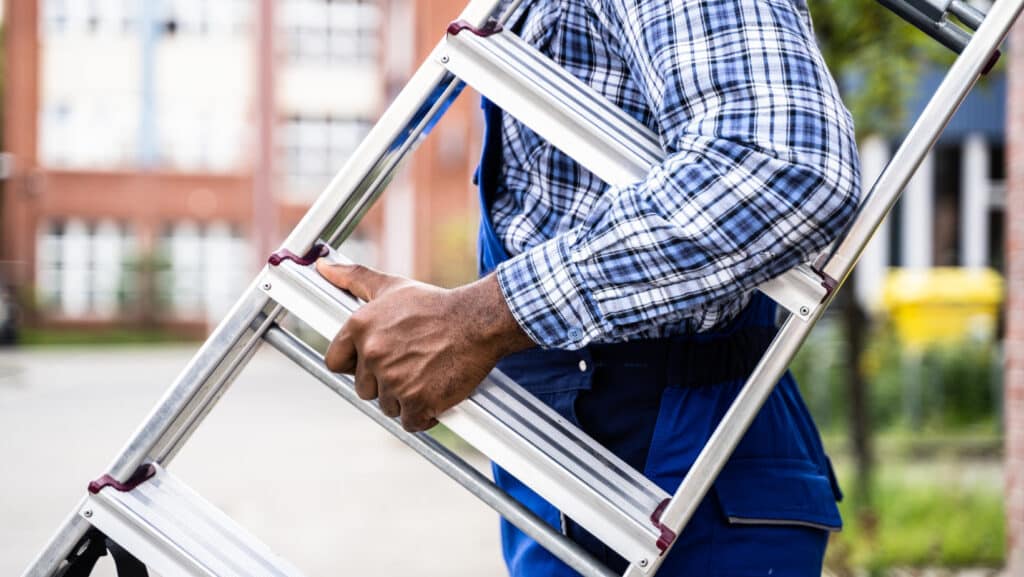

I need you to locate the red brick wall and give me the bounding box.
[407,0,483,287]
[1007,17,1024,576]
[1,0,40,289]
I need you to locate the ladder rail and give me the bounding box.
[623,0,1024,574]
[262,326,619,577]
[879,0,973,52]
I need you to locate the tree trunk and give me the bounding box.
[839,274,874,506]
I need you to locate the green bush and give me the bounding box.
[826,470,1005,573]
[790,317,1001,434]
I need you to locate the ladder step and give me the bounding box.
[259,246,673,568]
[444,20,661,188]
[441,22,831,320]
[82,464,308,577]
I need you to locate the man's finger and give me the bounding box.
[325,328,357,374]
[353,360,380,401]
[379,392,401,419]
[401,409,438,433]
[315,259,389,302]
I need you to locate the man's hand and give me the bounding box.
[315,260,535,432]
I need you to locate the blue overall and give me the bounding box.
[476,99,843,577]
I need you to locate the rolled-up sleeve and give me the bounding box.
[497,0,861,350]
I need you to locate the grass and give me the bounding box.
[822,428,1003,461]
[16,327,196,347]
[825,457,1005,575]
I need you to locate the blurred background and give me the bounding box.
[0,1,1022,576]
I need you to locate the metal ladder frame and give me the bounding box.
[21,0,1024,575]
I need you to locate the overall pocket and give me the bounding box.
[714,457,843,532]
[641,384,841,577]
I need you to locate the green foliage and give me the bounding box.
[19,327,192,346]
[791,318,1001,433]
[807,0,947,136]
[124,250,172,326]
[826,465,1005,573]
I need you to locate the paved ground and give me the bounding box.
[0,344,507,577]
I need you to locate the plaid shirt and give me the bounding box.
[492,0,861,350]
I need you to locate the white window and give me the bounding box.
[161,0,250,37]
[42,0,135,36]
[281,116,371,200]
[42,0,69,34]
[39,96,139,169]
[158,222,249,322]
[281,0,380,66]
[36,221,66,313]
[161,222,205,316]
[36,219,137,318]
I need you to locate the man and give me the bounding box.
[316,0,860,575]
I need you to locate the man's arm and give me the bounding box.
[496,0,861,350]
[316,0,861,431]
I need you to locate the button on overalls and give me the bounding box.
[476,98,843,577]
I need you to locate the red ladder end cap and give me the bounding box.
[88,464,157,495]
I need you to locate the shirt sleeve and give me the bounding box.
[496,0,862,350]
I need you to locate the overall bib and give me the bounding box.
[477,99,843,577]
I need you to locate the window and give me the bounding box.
[281,0,380,66]
[161,0,251,37]
[42,0,138,36]
[39,0,251,172]
[157,222,249,322]
[42,0,69,34]
[281,116,372,200]
[39,97,139,169]
[989,143,1006,183]
[36,219,138,318]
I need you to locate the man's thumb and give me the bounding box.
[315,259,386,301]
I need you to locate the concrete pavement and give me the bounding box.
[0,344,507,576]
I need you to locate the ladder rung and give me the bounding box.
[443,22,662,187]
[441,24,831,319]
[82,464,308,577]
[259,247,672,568]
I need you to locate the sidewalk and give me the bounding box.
[0,344,506,576]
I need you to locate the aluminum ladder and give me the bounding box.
[22,0,1022,576]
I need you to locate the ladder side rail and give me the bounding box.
[21,1,518,575]
[878,0,972,52]
[823,0,1022,285]
[152,291,280,465]
[624,0,1024,574]
[263,326,619,577]
[283,1,525,254]
[20,286,276,577]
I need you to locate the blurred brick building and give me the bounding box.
[1,0,480,333]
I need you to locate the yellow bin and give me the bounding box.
[881,267,1004,350]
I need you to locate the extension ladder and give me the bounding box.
[22,0,1023,576]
